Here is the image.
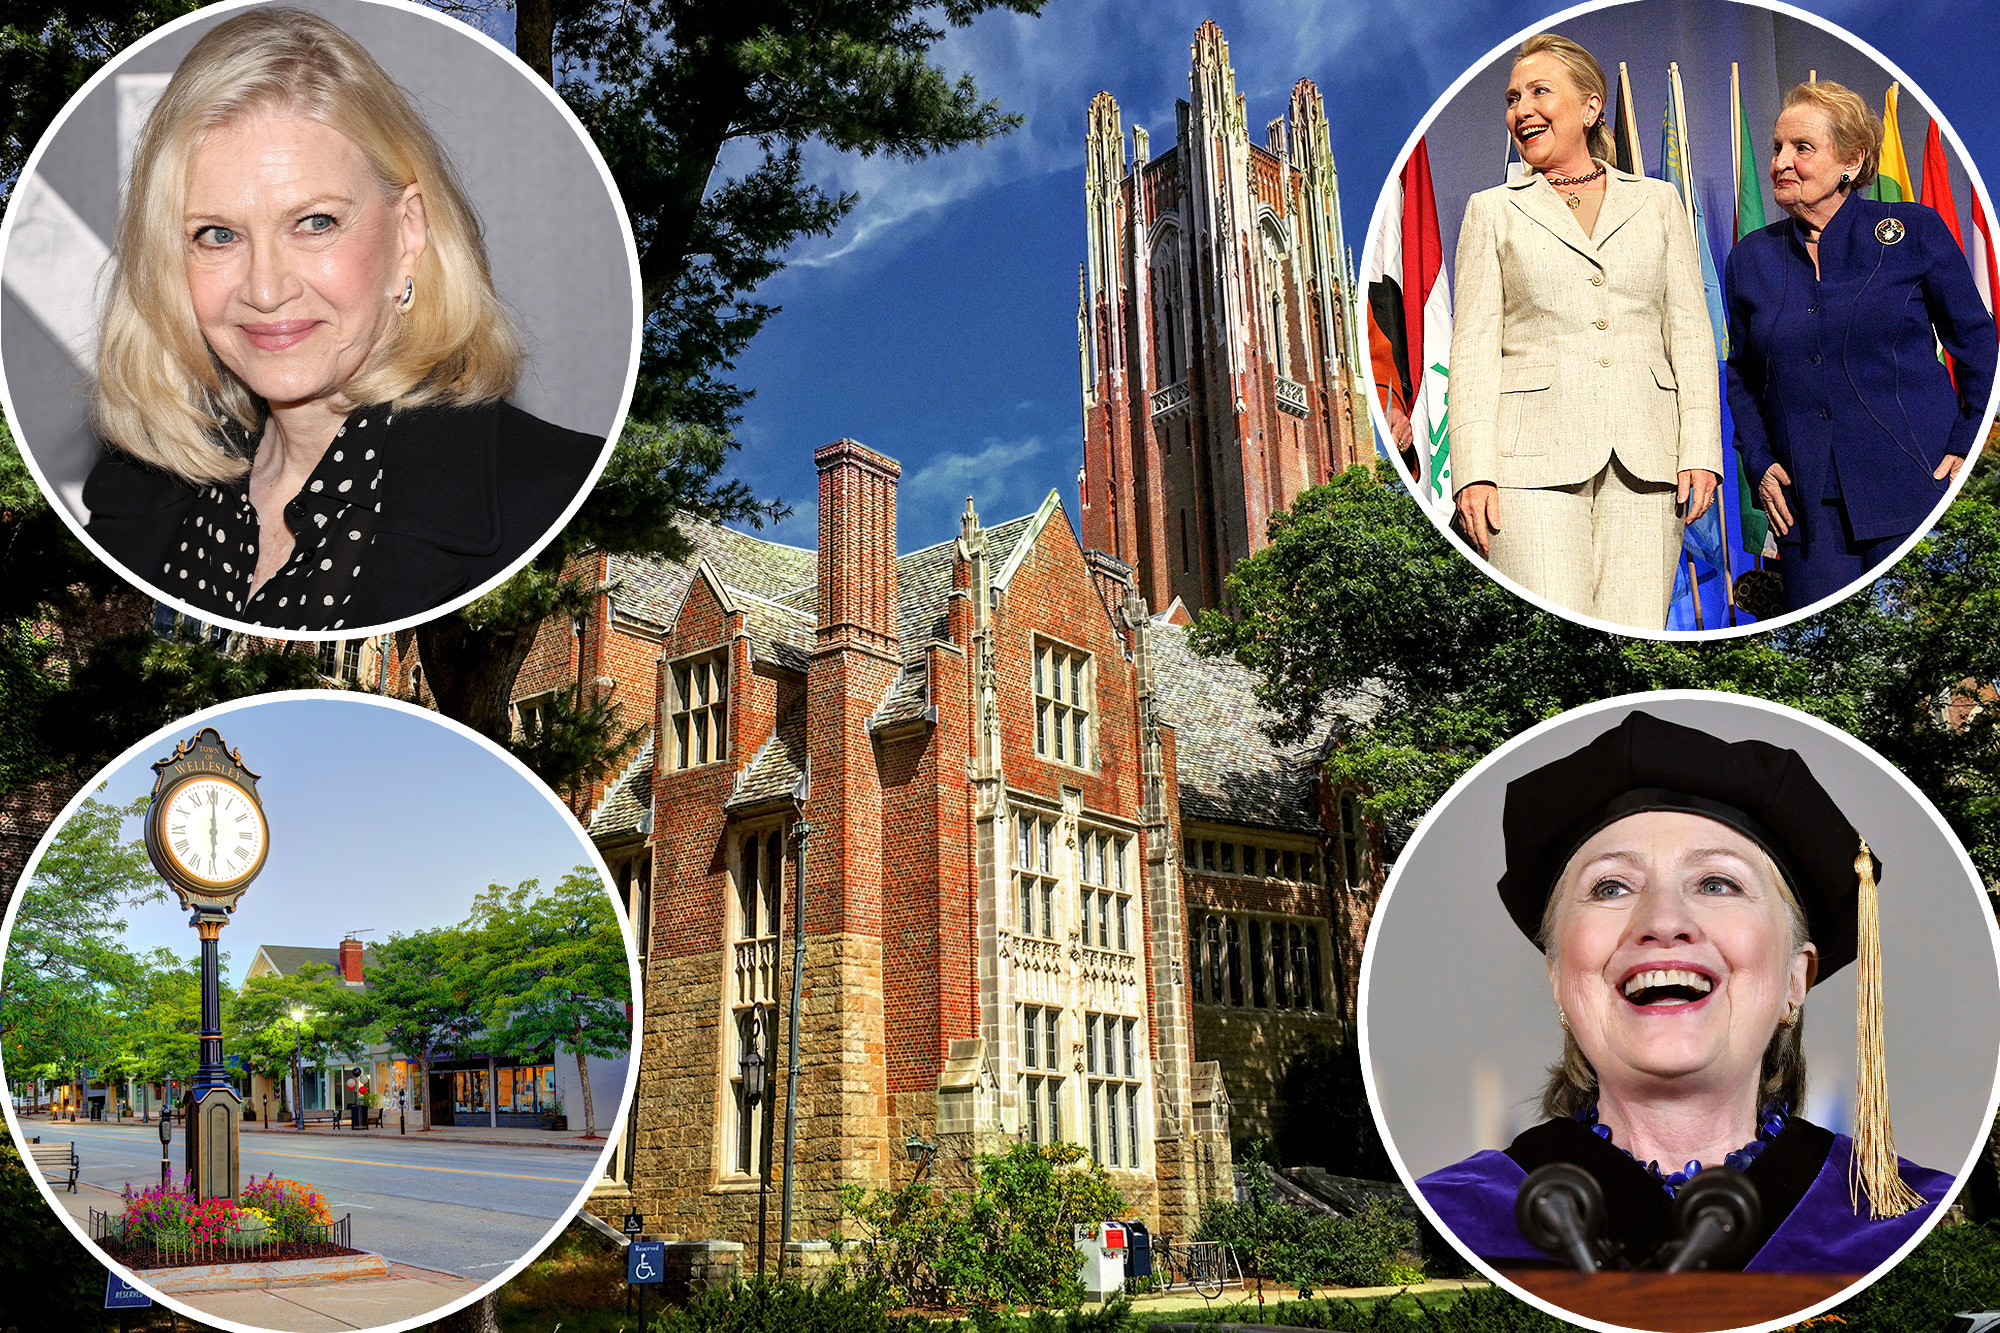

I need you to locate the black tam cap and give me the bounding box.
[1497,710,1878,981]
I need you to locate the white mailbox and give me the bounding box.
[1072,1220,1128,1300]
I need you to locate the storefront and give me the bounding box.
[426,1056,558,1128]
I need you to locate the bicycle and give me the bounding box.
[1131,1234,1228,1299]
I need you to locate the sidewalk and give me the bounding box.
[50,1178,484,1330]
[1120,1277,1484,1315]
[17,1109,611,1152]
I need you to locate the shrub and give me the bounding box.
[1815,1218,2000,1331]
[1195,1143,1417,1294]
[839,1141,1125,1310]
[650,1274,957,1332]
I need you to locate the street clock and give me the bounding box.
[144,727,268,911]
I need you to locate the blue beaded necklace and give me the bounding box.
[1574,1102,1788,1198]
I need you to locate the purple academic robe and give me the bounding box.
[1417,1116,1952,1274]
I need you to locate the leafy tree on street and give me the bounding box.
[366,926,487,1130]
[228,962,376,1121]
[0,793,158,1110]
[103,946,208,1111]
[466,868,630,1137]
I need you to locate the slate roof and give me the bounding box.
[589,737,655,840]
[735,591,814,673]
[1148,621,1363,836]
[607,521,818,629]
[727,705,808,810]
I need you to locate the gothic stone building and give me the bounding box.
[1081,21,1373,616]
[512,439,1379,1247]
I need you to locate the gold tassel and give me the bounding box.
[1849,833,1925,1218]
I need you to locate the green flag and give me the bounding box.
[1731,67,1770,557]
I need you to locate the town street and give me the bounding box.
[34,1122,601,1278]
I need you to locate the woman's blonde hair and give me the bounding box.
[95,6,521,482]
[1515,33,1614,166]
[1780,80,1882,194]
[1536,836,1812,1119]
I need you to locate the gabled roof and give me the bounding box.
[248,944,378,987]
[889,510,1040,663]
[1148,620,1365,836]
[607,520,818,629]
[589,736,655,840]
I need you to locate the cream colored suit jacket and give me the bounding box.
[1448,164,1722,493]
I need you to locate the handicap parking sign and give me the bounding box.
[627,1240,666,1286]
[104,1273,152,1309]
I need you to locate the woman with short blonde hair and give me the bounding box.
[84,7,600,632]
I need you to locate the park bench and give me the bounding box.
[25,1139,77,1193]
[294,1109,344,1127]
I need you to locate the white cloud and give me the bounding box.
[900,434,1052,526]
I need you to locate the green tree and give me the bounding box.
[103,946,207,1112]
[227,962,376,1121]
[0,793,159,1111]
[1192,456,2000,882]
[367,926,486,1130]
[467,868,630,1137]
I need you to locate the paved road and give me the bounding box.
[40,1123,597,1278]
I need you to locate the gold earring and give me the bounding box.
[1558,1008,1571,1032]
[1781,1001,1801,1029]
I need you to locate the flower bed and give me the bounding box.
[92,1173,355,1270]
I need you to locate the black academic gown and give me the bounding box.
[1417,1116,1951,1273]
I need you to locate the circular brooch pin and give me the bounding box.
[1876,217,1906,245]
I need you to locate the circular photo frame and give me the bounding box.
[1,691,642,1333]
[0,0,640,640]
[1359,0,2000,641]
[1359,690,2000,1332]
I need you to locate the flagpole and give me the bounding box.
[1618,62,1644,177]
[1731,63,1742,215]
[1671,63,1695,232]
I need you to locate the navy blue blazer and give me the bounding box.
[1724,196,1996,544]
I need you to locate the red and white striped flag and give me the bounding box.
[1972,190,2000,321]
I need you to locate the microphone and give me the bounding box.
[1516,1163,1609,1272]
[1663,1166,1762,1273]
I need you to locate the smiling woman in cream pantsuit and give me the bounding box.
[1450,35,1722,631]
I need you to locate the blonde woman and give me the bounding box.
[83,7,601,631]
[1448,34,1721,630]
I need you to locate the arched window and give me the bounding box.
[1259,220,1292,380]
[1149,232,1185,384]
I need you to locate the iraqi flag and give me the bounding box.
[1366,137,1453,510]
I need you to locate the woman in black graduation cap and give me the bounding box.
[1418,711,1950,1273]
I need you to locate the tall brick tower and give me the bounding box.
[1080,21,1372,613]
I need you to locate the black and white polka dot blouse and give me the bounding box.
[162,408,389,632]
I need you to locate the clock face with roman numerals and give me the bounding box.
[157,775,268,891]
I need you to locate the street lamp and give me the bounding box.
[741,1033,767,1272]
[291,1007,307,1134]
[905,1133,939,1181]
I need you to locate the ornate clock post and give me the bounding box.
[144,727,270,1203]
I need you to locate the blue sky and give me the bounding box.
[28,698,600,979]
[671,0,2000,555]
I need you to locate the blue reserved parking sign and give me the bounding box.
[104,1273,152,1309]
[627,1240,666,1286]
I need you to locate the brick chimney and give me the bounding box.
[814,439,901,654]
[337,936,365,984]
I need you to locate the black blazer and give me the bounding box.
[83,400,605,629]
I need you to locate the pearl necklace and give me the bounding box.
[1573,1102,1789,1198]
[1546,164,1607,209]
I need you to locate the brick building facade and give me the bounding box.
[1081,21,1372,615]
[513,435,1379,1248]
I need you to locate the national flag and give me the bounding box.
[1612,62,1645,177]
[1731,63,1767,241]
[1661,63,1742,629]
[1920,121,1966,382]
[1972,190,1999,321]
[1365,137,1452,509]
[1730,63,1771,559]
[1870,83,1914,203]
